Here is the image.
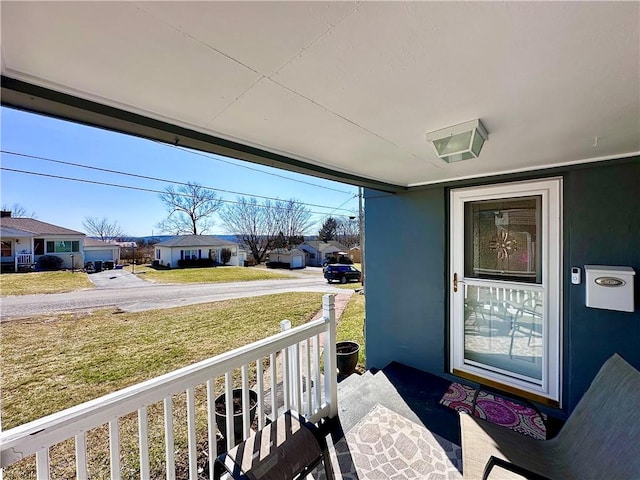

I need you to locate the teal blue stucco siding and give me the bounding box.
[564,159,640,412]
[365,187,446,374]
[364,156,639,414]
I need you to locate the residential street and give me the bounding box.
[0,269,352,320]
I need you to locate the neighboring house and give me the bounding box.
[154,235,246,268]
[349,246,361,263]
[298,241,349,267]
[267,248,305,269]
[83,238,120,264]
[0,212,86,270]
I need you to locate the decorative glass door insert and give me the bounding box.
[450,179,561,403]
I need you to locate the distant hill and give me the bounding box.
[136,234,242,243]
[134,234,318,244]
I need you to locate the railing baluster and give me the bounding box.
[241,364,250,440]
[75,432,88,479]
[163,397,175,480]
[186,387,197,480]
[270,352,277,418]
[313,334,321,412]
[324,294,338,418]
[109,419,121,480]
[305,338,312,416]
[282,346,290,412]
[224,372,234,451]
[280,320,292,412]
[293,341,302,412]
[206,379,216,480]
[138,406,150,480]
[256,358,265,429]
[35,449,50,480]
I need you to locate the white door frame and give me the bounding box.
[450,178,562,403]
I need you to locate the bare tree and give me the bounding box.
[273,198,313,246]
[221,196,313,262]
[1,203,36,218]
[336,216,360,248]
[82,216,126,241]
[157,182,223,235]
[219,197,277,263]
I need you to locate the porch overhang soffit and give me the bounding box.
[1,2,638,189]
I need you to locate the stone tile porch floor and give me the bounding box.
[216,362,565,479]
[311,362,565,479]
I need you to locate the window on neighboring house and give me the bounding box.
[1,241,11,257]
[156,249,161,260]
[46,240,80,253]
[184,249,198,260]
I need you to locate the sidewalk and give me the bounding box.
[310,292,353,323]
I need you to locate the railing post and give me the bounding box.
[280,320,292,411]
[323,294,338,418]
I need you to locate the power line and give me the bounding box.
[0,167,358,218]
[168,144,354,195]
[1,150,356,213]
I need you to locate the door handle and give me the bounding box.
[453,272,465,293]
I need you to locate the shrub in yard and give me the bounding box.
[266,261,290,269]
[221,248,232,265]
[36,255,64,271]
[177,258,214,268]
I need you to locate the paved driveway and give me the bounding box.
[87,269,152,289]
[0,270,351,320]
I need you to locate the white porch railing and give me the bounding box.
[1,294,338,480]
[14,253,33,271]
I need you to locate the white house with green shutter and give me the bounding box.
[154,235,245,268]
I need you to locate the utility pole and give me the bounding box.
[359,186,365,288]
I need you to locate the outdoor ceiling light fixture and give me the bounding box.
[425,119,488,163]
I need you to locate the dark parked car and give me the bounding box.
[323,264,361,284]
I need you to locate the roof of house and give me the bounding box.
[0,225,35,238]
[0,218,85,236]
[155,235,239,248]
[269,248,304,254]
[300,240,348,253]
[84,238,120,248]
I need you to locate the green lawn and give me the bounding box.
[1,292,327,479]
[131,264,292,283]
[0,271,94,296]
[336,292,366,369]
[0,266,291,296]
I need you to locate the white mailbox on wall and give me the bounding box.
[584,265,635,312]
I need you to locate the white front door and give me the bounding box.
[450,178,562,404]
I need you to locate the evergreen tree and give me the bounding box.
[319,217,338,241]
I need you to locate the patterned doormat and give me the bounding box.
[314,404,462,479]
[439,383,546,440]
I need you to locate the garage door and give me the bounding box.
[291,255,303,269]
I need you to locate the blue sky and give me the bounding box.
[0,107,359,237]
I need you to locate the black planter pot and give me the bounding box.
[215,389,258,443]
[336,341,360,376]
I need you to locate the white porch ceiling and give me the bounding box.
[1,1,639,188]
